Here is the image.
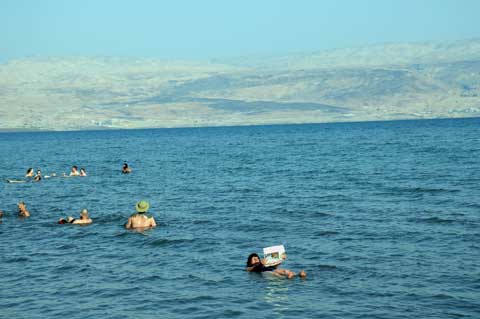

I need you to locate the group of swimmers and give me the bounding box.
[2,198,307,279]
[23,165,87,182]
[0,200,152,228]
[4,160,306,279]
[66,165,87,177]
[15,163,131,183]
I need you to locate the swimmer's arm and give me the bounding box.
[246,262,264,272]
[271,270,288,278]
[150,218,157,227]
[273,269,295,278]
[125,217,132,229]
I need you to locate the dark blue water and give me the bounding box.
[1,118,479,318]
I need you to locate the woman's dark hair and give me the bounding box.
[26,168,33,173]
[247,253,261,267]
[123,163,128,168]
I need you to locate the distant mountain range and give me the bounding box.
[1,39,479,131]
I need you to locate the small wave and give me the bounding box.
[143,275,163,280]
[222,309,244,317]
[192,219,211,225]
[388,186,460,194]
[56,244,77,249]
[4,256,30,263]
[315,230,339,237]
[432,293,458,300]
[173,295,216,303]
[409,217,456,224]
[313,211,334,217]
[464,203,480,209]
[147,238,194,247]
[114,231,129,237]
[316,264,338,271]
[55,264,76,271]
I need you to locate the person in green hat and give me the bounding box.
[124,200,157,229]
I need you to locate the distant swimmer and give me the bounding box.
[18,201,30,218]
[124,200,156,229]
[34,169,42,182]
[122,163,132,174]
[25,168,34,178]
[246,253,306,279]
[80,168,87,177]
[58,209,92,225]
[74,209,92,224]
[70,166,80,176]
[0,210,4,218]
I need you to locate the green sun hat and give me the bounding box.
[135,200,150,213]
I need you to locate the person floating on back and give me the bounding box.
[122,162,132,174]
[124,200,156,229]
[246,253,306,279]
[18,201,30,218]
[58,209,92,225]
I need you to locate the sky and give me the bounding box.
[0,0,479,61]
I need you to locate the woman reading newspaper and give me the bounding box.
[246,247,306,279]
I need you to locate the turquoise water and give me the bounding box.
[0,118,479,318]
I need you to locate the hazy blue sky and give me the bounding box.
[1,0,479,61]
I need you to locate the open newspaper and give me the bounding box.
[263,245,286,267]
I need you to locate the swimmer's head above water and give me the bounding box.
[247,253,262,267]
[122,162,132,174]
[80,209,89,219]
[26,168,34,177]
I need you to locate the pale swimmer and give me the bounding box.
[58,209,92,225]
[70,166,80,176]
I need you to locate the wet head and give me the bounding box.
[247,253,261,267]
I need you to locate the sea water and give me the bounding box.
[0,118,479,318]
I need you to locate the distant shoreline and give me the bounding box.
[1,116,478,134]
